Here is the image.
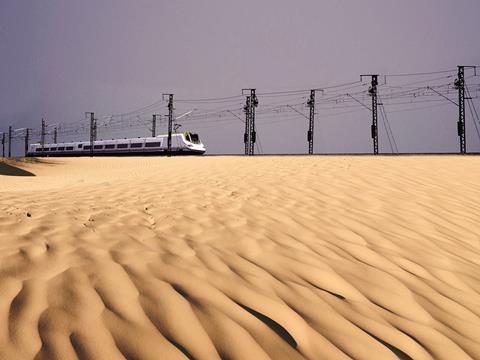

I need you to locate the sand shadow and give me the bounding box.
[14,157,59,165]
[236,302,298,349]
[0,161,35,176]
[360,327,414,360]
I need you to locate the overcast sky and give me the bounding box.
[1,0,480,155]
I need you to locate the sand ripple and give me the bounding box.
[0,156,479,359]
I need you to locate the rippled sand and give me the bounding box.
[0,156,479,360]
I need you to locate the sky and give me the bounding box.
[1,0,480,155]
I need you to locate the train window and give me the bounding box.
[145,142,160,147]
[78,144,83,148]
[93,145,103,150]
[190,133,200,144]
[105,144,115,149]
[131,143,143,148]
[66,146,74,150]
[117,144,128,149]
[50,147,57,151]
[43,148,50,151]
[84,145,91,150]
[35,148,42,152]
[58,147,65,151]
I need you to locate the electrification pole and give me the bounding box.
[243,96,251,155]
[242,89,258,155]
[307,90,316,154]
[456,66,466,154]
[41,118,46,151]
[86,112,95,157]
[152,114,158,137]
[93,119,97,141]
[249,89,257,156]
[90,114,95,156]
[25,128,29,156]
[455,66,478,154]
[361,75,379,154]
[163,94,174,156]
[306,89,324,154]
[8,126,12,158]
[53,127,58,144]
[1,133,5,157]
[428,66,476,154]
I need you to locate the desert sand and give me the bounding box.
[0,155,479,360]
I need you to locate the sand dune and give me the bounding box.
[0,159,35,177]
[0,155,479,359]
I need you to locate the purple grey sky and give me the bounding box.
[1,0,480,155]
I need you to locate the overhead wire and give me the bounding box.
[383,69,457,77]
[466,97,480,143]
[10,69,480,152]
[378,93,398,153]
[465,87,480,142]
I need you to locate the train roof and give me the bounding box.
[30,133,196,147]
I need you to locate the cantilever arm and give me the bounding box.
[346,94,372,112]
[426,86,458,107]
[226,110,245,123]
[286,105,309,120]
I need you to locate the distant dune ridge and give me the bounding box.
[0,156,479,360]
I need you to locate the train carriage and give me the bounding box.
[26,132,206,157]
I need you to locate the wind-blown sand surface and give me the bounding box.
[0,156,479,360]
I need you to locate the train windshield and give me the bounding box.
[190,133,200,144]
[185,132,201,144]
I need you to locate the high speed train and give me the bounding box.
[26,132,206,157]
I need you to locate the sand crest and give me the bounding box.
[0,156,479,359]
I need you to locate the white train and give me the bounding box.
[26,132,206,157]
